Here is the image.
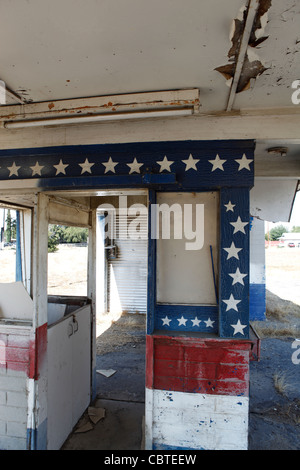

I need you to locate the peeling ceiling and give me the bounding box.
[0,0,298,113]
[0,0,299,193]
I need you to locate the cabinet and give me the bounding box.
[47,305,91,450]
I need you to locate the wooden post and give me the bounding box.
[88,209,97,401]
[30,192,49,449]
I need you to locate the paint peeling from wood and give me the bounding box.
[215,0,272,93]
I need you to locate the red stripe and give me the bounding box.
[145,335,154,389]
[29,323,48,379]
[0,323,47,378]
[147,335,251,397]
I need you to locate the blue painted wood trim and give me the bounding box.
[15,211,22,282]
[0,140,255,190]
[219,188,250,339]
[153,442,204,451]
[36,173,177,189]
[26,418,47,450]
[249,283,266,321]
[155,304,218,333]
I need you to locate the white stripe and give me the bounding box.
[146,389,249,450]
[26,378,36,432]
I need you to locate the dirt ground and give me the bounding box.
[249,246,300,450]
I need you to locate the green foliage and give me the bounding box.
[291,226,300,233]
[5,210,16,242]
[268,224,289,241]
[48,225,88,252]
[61,226,89,243]
[48,225,60,252]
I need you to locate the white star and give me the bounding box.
[235,154,253,171]
[229,267,248,286]
[127,157,143,174]
[209,154,226,172]
[162,316,172,326]
[223,242,242,260]
[222,294,241,312]
[204,318,215,328]
[231,320,247,336]
[7,162,21,177]
[157,156,174,172]
[191,317,201,327]
[177,316,188,326]
[79,158,95,174]
[230,216,249,235]
[30,161,44,176]
[54,159,69,175]
[224,201,235,212]
[182,154,200,171]
[102,157,119,174]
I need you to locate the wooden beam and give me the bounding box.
[226,0,260,111]
[0,110,300,149]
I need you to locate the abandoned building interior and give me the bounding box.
[0,0,299,451]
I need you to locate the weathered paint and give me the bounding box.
[0,141,254,190]
[0,326,32,375]
[0,325,32,450]
[249,216,266,320]
[145,335,251,450]
[219,188,250,339]
[147,389,249,450]
[28,323,48,380]
[0,139,255,450]
[146,335,251,396]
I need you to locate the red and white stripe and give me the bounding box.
[145,335,252,450]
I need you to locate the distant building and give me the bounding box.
[279,232,300,247]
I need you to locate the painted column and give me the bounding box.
[27,193,49,449]
[249,217,266,321]
[146,335,252,450]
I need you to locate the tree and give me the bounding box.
[48,225,60,252]
[291,226,300,233]
[47,224,89,252]
[268,224,289,241]
[5,210,16,242]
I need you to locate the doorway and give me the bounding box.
[62,190,148,450]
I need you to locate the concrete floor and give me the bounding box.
[62,321,146,450]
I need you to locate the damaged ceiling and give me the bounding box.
[0,0,298,114]
[0,0,299,210]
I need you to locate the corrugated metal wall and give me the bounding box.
[108,213,148,315]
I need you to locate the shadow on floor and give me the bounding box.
[62,313,146,450]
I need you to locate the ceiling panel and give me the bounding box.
[233,0,300,110]
[0,0,244,112]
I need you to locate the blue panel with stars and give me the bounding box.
[219,188,250,339]
[155,305,218,334]
[0,140,254,339]
[0,140,254,190]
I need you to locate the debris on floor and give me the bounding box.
[97,369,117,378]
[88,406,106,424]
[74,402,106,433]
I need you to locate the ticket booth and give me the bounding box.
[0,139,256,449]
